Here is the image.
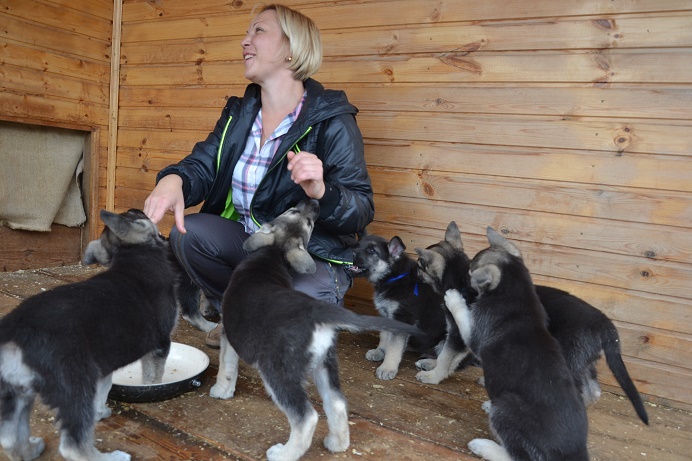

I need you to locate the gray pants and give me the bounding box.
[169,213,352,312]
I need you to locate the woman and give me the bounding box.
[143,4,374,347]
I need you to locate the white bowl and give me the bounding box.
[109,342,210,402]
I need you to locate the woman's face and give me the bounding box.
[241,9,291,84]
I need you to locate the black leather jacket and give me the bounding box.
[156,79,374,264]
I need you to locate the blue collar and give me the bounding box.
[385,272,408,283]
[384,272,419,296]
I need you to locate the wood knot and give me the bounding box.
[592,19,615,30]
[379,44,396,56]
[421,181,435,197]
[438,52,482,74]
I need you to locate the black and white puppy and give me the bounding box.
[350,234,447,380]
[535,284,648,423]
[413,222,475,384]
[210,199,422,461]
[416,222,648,424]
[0,209,179,461]
[444,227,589,461]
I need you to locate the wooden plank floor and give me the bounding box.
[0,265,690,461]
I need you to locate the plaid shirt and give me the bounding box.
[232,92,306,233]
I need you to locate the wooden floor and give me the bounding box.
[0,265,690,461]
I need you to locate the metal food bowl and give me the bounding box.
[109,342,210,403]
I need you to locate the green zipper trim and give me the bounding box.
[218,116,240,220]
[216,116,233,171]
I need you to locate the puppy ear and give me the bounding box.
[82,240,110,266]
[387,236,406,259]
[486,227,522,258]
[470,265,502,293]
[445,221,464,251]
[414,247,426,259]
[100,210,129,237]
[100,209,153,244]
[286,248,316,274]
[243,225,275,252]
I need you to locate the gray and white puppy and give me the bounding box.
[413,222,475,384]
[210,199,422,461]
[416,222,648,424]
[444,227,589,461]
[0,209,178,461]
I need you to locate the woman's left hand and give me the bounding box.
[286,151,326,199]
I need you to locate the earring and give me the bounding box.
[286,56,292,62]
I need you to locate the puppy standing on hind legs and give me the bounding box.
[0,209,179,461]
[412,222,476,384]
[415,221,649,425]
[209,199,422,461]
[445,227,589,461]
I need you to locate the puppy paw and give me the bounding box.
[468,438,507,459]
[210,382,235,399]
[324,430,349,453]
[182,314,217,333]
[415,358,436,371]
[477,375,486,387]
[444,289,466,314]
[104,450,132,461]
[481,400,492,414]
[365,348,385,362]
[375,365,398,380]
[95,405,112,421]
[415,369,444,385]
[17,436,45,460]
[266,443,292,461]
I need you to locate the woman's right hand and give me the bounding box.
[143,174,187,234]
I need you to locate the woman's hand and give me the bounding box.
[286,151,325,199]
[143,174,187,234]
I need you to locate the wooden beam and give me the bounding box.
[106,0,123,212]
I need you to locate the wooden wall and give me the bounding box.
[48,0,692,410]
[0,0,114,267]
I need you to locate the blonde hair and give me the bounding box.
[257,4,322,81]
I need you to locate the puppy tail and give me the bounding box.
[602,325,649,425]
[321,308,423,337]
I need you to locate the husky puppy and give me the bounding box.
[210,199,422,461]
[0,209,179,461]
[444,227,589,461]
[416,222,649,424]
[535,284,648,423]
[350,234,447,380]
[412,222,475,385]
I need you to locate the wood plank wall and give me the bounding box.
[115,0,692,409]
[17,0,683,410]
[0,0,114,267]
